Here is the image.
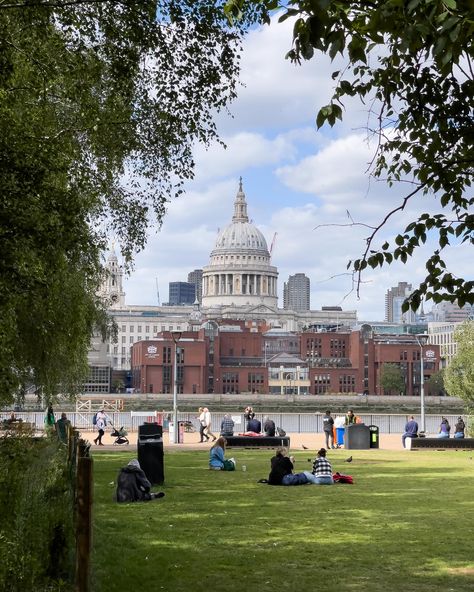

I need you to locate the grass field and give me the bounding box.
[91,448,474,592]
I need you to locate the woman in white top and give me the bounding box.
[203,407,216,442]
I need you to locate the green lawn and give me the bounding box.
[91,448,474,592]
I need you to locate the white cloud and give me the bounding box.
[121,16,472,322]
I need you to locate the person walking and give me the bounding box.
[198,407,208,442]
[203,407,216,442]
[323,410,335,449]
[56,412,71,444]
[44,404,56,432]
[94,409,108,445]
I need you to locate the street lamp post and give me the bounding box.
[416,334,429,433]
[171,331,182,444]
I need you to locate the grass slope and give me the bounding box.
[91,448,474,592]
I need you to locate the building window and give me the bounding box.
[130,326,134,333]
[121,325,126,332]
[146,326,150,333]
[122,336,126,344]
[248,373,263,393]
[163,347,171,364]
[314,374,330,394]
[222,372,239,394]
[129,337,134,344]
[339,375,356,393]
[137,326,142,333]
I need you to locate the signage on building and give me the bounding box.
[146,345,158,359]
[424,349,436,360]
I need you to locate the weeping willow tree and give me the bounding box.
[0,0,264,404]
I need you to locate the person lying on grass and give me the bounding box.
[268,446,308,486]
[303,448,334,485]
[116,459,165,502]
[209,436,236,471]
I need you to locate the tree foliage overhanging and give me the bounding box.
[226,0,474,311]
[0,0,263,404]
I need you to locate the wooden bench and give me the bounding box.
[410,437,474,450]
[225,435,290,449]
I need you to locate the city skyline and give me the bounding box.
[122,14,472,321]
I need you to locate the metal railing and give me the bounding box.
[1,411,465,436]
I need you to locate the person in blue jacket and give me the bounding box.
[209,437,236,471]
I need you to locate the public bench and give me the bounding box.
[410,437,474,450]
[225,435,290,449]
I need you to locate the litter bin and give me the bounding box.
[137,423,164,485]
[168,421,185,443]
[336,427,345,446]
[369,425,379,449]
[345,423,370,450]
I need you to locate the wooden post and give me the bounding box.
[75,442,93,592]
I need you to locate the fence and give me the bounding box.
[2,411,466,436]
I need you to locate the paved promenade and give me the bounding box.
[83,430,404,452]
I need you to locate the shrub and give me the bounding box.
[0,433,75,591]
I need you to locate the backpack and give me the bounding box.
[92,413,97,426]
[276,427,286,437]
[333,472,353,484]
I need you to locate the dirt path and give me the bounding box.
[84,430,404,452]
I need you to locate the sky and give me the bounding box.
[122,16,472,321]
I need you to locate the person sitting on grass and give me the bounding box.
[304,448,334,485]
[268,447,308,486]
[116,459,165,503]
[209,437,236,471]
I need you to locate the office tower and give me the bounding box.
[187,269,203,303]
[169,282,196,305]
[385,282,413,322]
[283,273,310,311]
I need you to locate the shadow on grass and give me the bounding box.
[91,450,474,592]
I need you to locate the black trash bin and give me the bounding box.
[345,423,370,450]
[369,425,379,449]
[137,423,164,485]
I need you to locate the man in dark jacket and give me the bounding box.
[116,459,165,503]
[247,417,262,433]
[263,416,276,437]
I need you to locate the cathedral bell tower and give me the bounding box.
[100,249,125,308]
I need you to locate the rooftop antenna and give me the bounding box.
[155,278,161,306]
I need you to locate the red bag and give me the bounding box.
[333,472,354,484]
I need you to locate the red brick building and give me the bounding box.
[131,323,440,396]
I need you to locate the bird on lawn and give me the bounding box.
[345,456,353,463]
[302,444,309,450]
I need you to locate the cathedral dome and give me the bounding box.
[202,179,278,309]
[210,179,269,258]
[213,222,269,254]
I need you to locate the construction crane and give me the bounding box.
[155,278,161,306]
[270,232,278,260]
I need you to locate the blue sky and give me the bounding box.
[122,16,472,321]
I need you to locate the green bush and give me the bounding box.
[0,433,75,592]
